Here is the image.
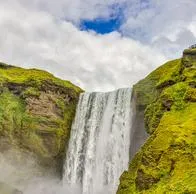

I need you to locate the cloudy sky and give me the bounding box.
[0,0,195,91]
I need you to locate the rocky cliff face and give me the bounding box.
[117,48,196,193]
[0,62,82,175]
[129,94,148,160]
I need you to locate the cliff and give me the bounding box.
[117,48,196,193]
[0,62,83,175]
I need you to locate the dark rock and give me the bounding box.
[4,82,28,95]
[135,169,159,191]
[129,93,148,160]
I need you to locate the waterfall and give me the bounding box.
[63,88,132,194]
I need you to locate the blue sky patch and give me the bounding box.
[80,17,122,34]
[80,3,124,34]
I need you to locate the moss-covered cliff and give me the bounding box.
[117,48,196,193]
[0,62,83,175]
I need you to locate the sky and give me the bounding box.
[0,0,195,91]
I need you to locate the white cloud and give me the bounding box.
[2,0,127,23]
[0,0,195,91]
[121,0,196,56]
[0,1,167,92]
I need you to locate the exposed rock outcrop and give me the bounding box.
[129,93,148,160]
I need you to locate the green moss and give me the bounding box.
[161,83,187,110]
[0,91,47,156]
[141,103,196,194]
[0,62,83,93]
[117,51,196,194]
[183,49,196,69]
[184,86,196,102]
[144,100,165,134]
[55,102,77,159]
[156,59,182,89]
[0,90,26,136]
[133,59,182,109]
[183,67,196,83]
[22,87,41,97]
[183,48,196,55]
[118,104,196,194]
[0,61,82,174]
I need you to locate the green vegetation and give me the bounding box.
[0,61,83,174]
[132,59,182,109]
[117,48,196,194]
[0,62,82,93]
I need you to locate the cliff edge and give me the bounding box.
[117,48,196,193]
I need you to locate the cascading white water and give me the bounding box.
[63,88,132,194]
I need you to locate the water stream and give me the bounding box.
[63,88,132,194]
